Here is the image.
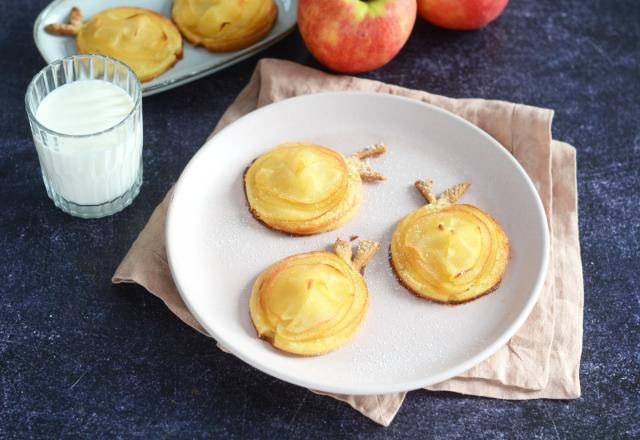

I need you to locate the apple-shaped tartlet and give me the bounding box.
[244,142,386,235]
[45,7,183,83]
[250,238,380,355]
[390,180,509,304]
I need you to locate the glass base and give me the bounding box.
[44,167,143,219]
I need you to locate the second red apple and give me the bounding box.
[417,0,509,30]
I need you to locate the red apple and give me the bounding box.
[298,0,417,74]
[417,0,509,30]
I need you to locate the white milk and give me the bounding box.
[34,80,142,206]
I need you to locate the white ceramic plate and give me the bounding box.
[166,92,549,395]
[34,0,296,96]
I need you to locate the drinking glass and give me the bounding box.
[25,54,143,218]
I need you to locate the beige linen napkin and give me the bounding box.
[113,59,583,426]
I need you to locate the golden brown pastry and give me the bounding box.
[250,238,379,355]
[390,180,510,304]
[244,142,386,236]
[45,7,183,83]
[171,0,277,52]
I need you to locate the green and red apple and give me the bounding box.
[417,0,509,30]
[298,0,417,74]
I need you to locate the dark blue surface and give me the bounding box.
[1,0,639,438]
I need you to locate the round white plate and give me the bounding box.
[166,92,549,395]
[34,0,296,96]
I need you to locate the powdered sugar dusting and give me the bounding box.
[168,93,544,392]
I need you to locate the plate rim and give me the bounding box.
[32,0,297,96]
[166,91,550,395]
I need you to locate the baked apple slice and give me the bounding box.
[244,142,386,235]
[390,180,509,304]
[250,238,380,355]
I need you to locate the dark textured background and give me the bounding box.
[1,0,639,438]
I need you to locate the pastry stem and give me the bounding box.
[351,143,387,181]
[45,6,83,36]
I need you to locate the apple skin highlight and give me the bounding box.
[298,0,417,73]
[417,0,509,30]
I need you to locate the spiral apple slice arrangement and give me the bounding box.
[44,7,183,83]
[171,0,278,52]
[390,180,510,304]
[243,142,386,235]
[250,238,380,355]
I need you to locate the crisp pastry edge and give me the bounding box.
[388,245,508,305]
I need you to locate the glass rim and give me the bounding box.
[25,54,142,139]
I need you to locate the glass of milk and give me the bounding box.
[25,54,143,218]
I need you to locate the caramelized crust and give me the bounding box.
[388,246,504,305]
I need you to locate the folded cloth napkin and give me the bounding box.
[113,59,584,426]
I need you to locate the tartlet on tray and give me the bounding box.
[45,7,183,83]
[172,0,277,52]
